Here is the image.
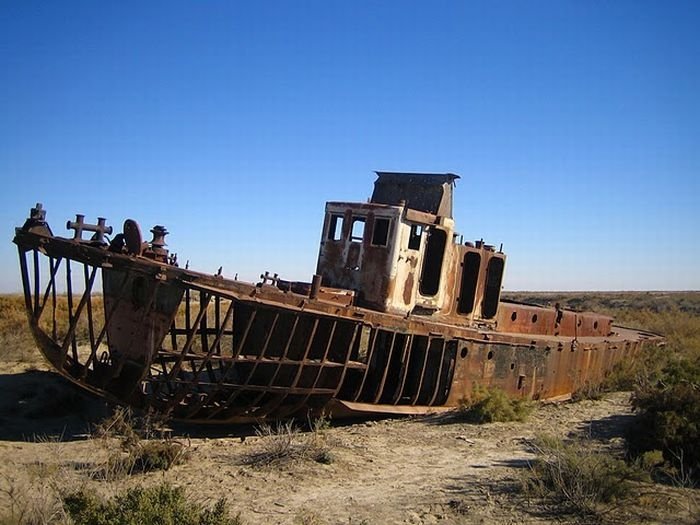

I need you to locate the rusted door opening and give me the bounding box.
[482,257,504,318]
[419,228,447,296]
[457,252,481,314]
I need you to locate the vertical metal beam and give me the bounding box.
[50,258,58,340]
[211,311,281,414]
[36,256,62,321]
[64,259,78,365]
[428,340,448,406]
[353,328,379,402]
[164,292,212,383]
[260,317,320,419]
[193,299,235,381]
[283,319,339,415]
[199,290,209,357]
[83,264,96,360]
[331,322,361,397]
[288,318,320,389]
[373,331,397,403]
[410,337,434,405]
[185,287,191,333]
[18,248,34,320]
[214,295,221,354]
[245,314,302,419]
[259,313,300,392]
[166,297,237,411]
[311,320,338,389]
[33,249,40,316]
[232,308,257,360]
[59,265,98,366]
[392,334,413,404]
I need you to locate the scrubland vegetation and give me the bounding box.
[456,386,533,423]
[506,291,700,521]
[0,291,698,523]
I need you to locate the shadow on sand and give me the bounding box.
[0,367,385,442]
[0,368,109,441]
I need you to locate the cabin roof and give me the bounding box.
[371,171,460,218]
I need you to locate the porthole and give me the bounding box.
[487,350,494,360]
[510,362,515,370]
[593,321,599,330]
[460,347,468,359]
[511,311,517,321]
[531,314,538,323]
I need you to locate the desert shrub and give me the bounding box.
[93,407,189,479]
[456,387,533,423]
[522,435,649,517]
[626,357,700,485]
[571,380,605,401]
[63,483,241,525]
[102,439,189,479]
[244,418,334,467]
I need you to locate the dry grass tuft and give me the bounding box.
[244,416,335,467]
[0,471,68,525]
[91,406,189,480]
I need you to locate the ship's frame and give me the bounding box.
[13,174,663,423]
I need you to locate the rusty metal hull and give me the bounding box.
[13,223,663,423]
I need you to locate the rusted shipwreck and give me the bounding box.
[14,172,662,423]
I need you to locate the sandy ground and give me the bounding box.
[0,360,697,525]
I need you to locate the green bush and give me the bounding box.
[627,357,700,484]
[63,483,241,525]
[457,387,533,423]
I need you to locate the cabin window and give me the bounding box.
[457,252,481,314]
[327,214,344,241]
[407,224,423,250]
[481,257,505,319]
[419,228,447,296]
[371,218,391,246]
[350,217,366,243]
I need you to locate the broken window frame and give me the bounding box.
[457,251,481,314]
[350,216,366,243]
[481,256,505,319]
[327,214,344,241]
[371,217,391,247]
[407,224,423,251]
[419,228,447,297]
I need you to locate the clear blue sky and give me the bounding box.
[1,1,698,292]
